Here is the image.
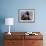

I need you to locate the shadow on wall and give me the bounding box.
[0,16,5,46]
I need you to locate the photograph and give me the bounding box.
[18,9,35,23]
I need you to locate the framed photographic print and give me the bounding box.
[18,9,35,23]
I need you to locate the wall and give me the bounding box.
[0,0,46,32]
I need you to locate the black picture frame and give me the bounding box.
[18,9,35,23]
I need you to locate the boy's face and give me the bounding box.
[25,11,29,15]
